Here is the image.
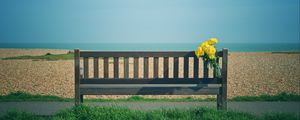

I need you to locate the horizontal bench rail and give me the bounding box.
[80,78,221,84]
[80,88,220,95]
[80,51,223,57]
[80,84,222,88]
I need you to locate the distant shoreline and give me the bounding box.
[0,48,299,53]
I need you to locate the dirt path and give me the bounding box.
[0,102,299,116]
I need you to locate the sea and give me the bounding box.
[0,43,299,52]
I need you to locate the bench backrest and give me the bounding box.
[74,48,228,109]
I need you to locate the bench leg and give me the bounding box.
[217,89,227,110]
[75,94,83,106]
[75,93,80,106]
[222,94,227,110]
[217,94,222,110]
[80,94,83,103]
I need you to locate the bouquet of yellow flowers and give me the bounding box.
[195,38,221,77]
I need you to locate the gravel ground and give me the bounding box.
[0,49,299,99]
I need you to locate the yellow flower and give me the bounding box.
[200,41,209,47]
[195,47,204,58]
[195,38,218,60]
[194,38,221,77]
[205,45,216,56]
[201,42,210,52]
[207,38,218,45]
[209,55,216,60]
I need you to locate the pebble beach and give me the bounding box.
[0,49,299,99]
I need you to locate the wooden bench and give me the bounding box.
[74,48,228,110]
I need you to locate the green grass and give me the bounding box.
[1,105,299,120]
[0,92,212,102]
[1,91,299,102]
[0,91,72,102]
[2,52,74,60]
[1,53,123,64]
[263,112,300,120]
[0,110,43,120]
[86,95,217,102]
[230,92,300,101]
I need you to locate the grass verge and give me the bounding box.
[1,91,299,102]
[1,53,121,63]
[0,91,72,102]
[1,105,299,120]
[1,52,74,60]
[230,92,300,101]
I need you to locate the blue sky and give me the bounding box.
[0,0,299,43]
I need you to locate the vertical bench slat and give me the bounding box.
[74,49,81,105]
[94,57,99,78]
[184,57,189,78]
[124,57,129,78]
[194,57,199,78]
[213,57,219,78]
[217,89,222,110]
[216,56,221,109]
[79,52,84,102]
[221,49,228,109]
[83,57,89,78]
[104,57,109,78]
[173,57,179,78]
[163,57,169,78]
[154,57,159,78]
[134,57,139,78]
[114,57,119,78]
[203,60,209,78]
[144,57,148,78]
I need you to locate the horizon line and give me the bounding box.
[0,42,299,44]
